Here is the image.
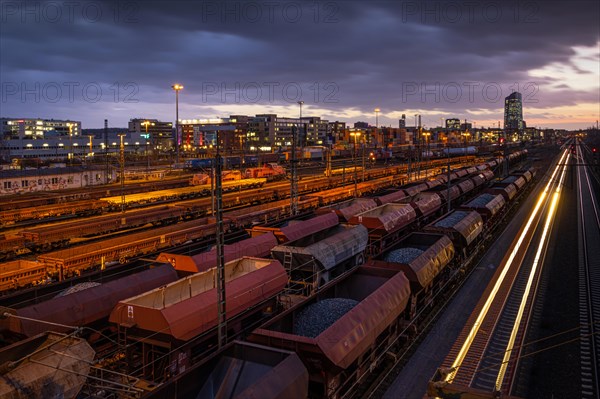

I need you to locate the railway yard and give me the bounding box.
[1,143,595,399]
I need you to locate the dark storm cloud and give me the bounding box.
[0,0,598,127]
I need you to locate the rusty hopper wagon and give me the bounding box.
[0,264,178,338]
[367,233,454,318]
[411,192,443,219]
[109,257,288,380]
[349,203,417,255]
[487,181,518,202]
[373,189,408,206]
[271,224,369,292]
[315,198,379,222]
[157,232,279,274]
[0,332,95,399]
[423,210,483,257]
[420,183,461,202]
[142,341,308,399]
[401,181,430,198]
[250,212,339,244]
[248,265,411,398]
[461,193,506,221]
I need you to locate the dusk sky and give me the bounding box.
[1,0,598,129]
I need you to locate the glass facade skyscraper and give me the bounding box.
[504,92,524,132]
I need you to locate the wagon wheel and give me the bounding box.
[119,256,128,264]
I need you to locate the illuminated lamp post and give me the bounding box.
[172,84,184,164]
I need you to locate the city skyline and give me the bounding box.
[1,1,598,129]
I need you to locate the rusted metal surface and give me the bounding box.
[470,174,486,188]
[487,183,517,201]
[480,169,495,181]
[38,217,228,278]
[370,232,454,289]
[421,184,461,201]
[0,260,46,292]
[157,233,278,274]
[2,264,178,337]
[456,178,476,195]
[249,265,411,371]
[462,193,506,220]
[426,178,445,189]
[411,192,442,218]
[316,198,379,221]
[271,224,368,272]
[142,341,308,399]
[401,182,430,198]
[503,174,526,189]
[424,210,483,248]
[0,332,94,399]
[278,212,339,243]
[374,189,408,205]
[349,203,417,234]
[20,205,183,245]
[453,169,469,178]
[110,258,287,341]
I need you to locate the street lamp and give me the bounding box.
[172,84,184,164]
[422,131,431,175]
[350,132,361,197]
[141,120,155,179]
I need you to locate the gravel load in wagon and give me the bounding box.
[55,282,101,297]
[294,298,359,338]
[466,194,497,208]
[384,247,424,263]
[434,211,470,228]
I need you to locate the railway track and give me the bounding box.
[341,160,538,399]
[428,148,570,397]
[576,142,600,399]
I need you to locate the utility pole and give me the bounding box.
[290,125,299,215]
[446,142,451,213]
[118,134,126,213]
[215,130,227,348]
[104,119,109,184]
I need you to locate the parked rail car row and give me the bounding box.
[0,158,534,398]
[0,177,192,212]
[0,152,527,292]
[0,156,491,261]
[0,157,502,297]
[0,155,482,229]
[120,164,536,397]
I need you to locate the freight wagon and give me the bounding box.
[271,223,369,292]
[0,260,47,292]
[0,199,107,227]
[141,341,309,399]
[248,265,412,398]
[110,257,288,381]
[20,205,187,251]
[38,217,229,280]
[0,264,178,339]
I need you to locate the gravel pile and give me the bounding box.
[435,211,469,228]
[467,194,496,207]
[55,282,101,297]
[384,247,424,263]
[293,298,359,338]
